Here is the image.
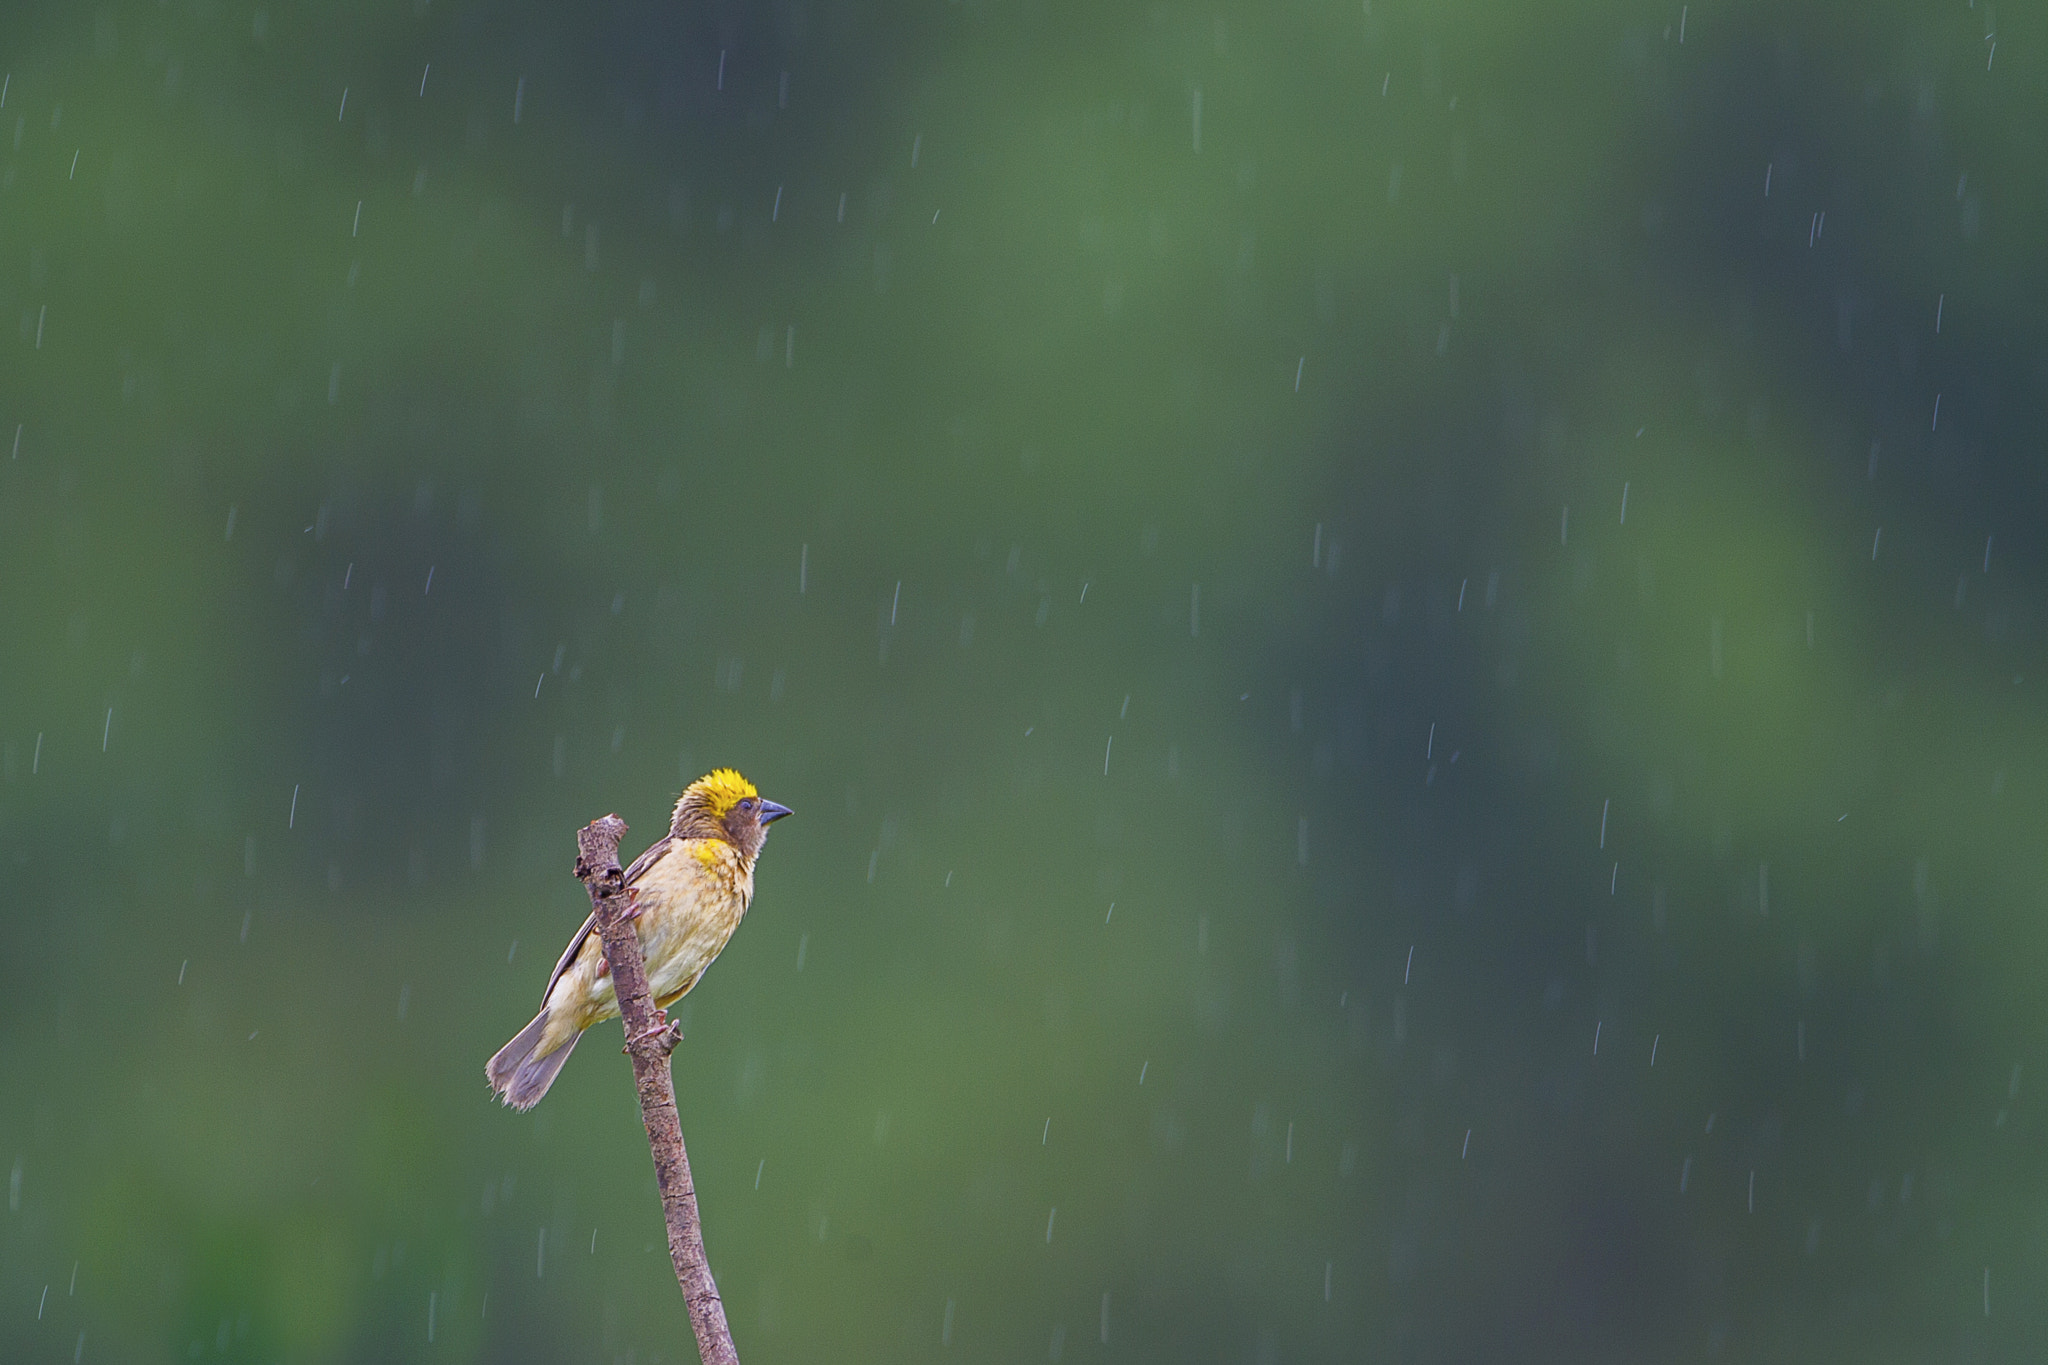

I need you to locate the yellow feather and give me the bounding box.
[680,767,758,819]
[548,837,750,1042]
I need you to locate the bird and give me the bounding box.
[486,769,792,1110]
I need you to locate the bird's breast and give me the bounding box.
[552,838,752,1029]
[626,841,750,997]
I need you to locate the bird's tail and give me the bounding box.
[485,1007,579,1111]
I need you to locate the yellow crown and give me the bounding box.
[683,768,758,818]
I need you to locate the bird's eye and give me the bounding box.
[738,798,755,811]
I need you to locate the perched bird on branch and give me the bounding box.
[487,769,792,1110]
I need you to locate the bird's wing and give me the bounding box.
[540,836,677,1004]
[622,836,677,888]
[541,911,597,1006]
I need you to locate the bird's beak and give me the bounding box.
[758,800,794,825]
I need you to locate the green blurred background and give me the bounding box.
[3,0,2045,1360]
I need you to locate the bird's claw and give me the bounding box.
[624,1012,683,1056]
[620,888,644,922]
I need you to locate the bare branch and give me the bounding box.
[574,815,740,1365]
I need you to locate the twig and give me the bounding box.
[574,815,740,1365]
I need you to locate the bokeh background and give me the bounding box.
[3,0,2046,1360]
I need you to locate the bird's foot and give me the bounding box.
[624,1012,683,1056]
[620,888,645,922]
